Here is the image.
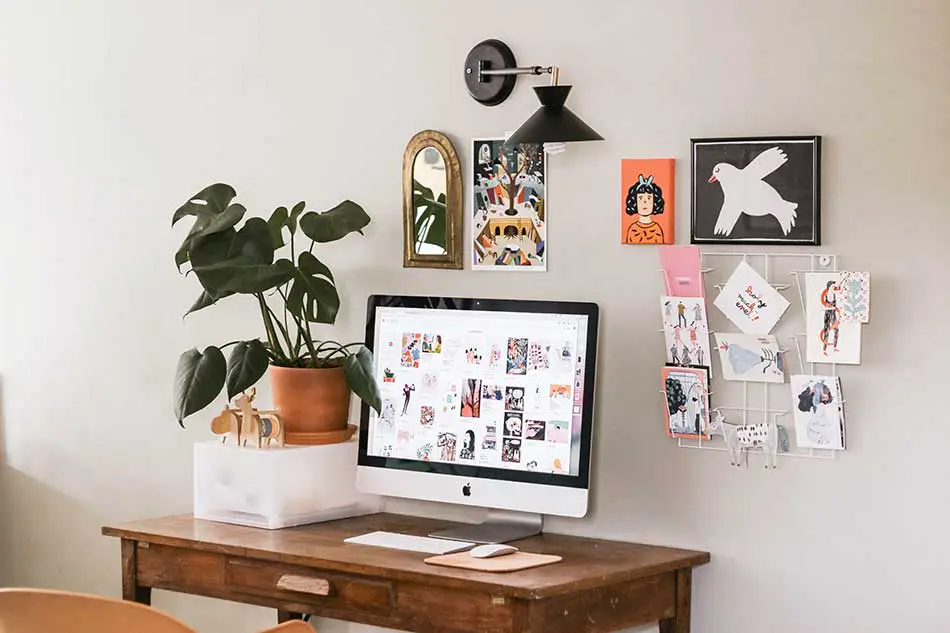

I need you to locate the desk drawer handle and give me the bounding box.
[276,574,331,596]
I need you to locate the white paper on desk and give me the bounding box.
[713,261,789,335]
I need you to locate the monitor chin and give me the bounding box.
[356,466,589,520]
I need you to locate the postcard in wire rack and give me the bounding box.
[714,333,785,383]
[660,296,711,367]
[662,365,711,440]
[804,272,862,364]
[713,260,789,335]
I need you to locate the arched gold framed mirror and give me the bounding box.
[403,130,462,269]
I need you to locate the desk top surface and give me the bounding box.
[103,513,709,599]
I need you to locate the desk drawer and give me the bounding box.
[226,559,393,616]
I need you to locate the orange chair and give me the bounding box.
[0,588,313,633]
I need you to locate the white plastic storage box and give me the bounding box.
[194,438,380,529]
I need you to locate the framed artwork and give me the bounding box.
[621,158,675,245]
[691,136,821,245]
[471,137,547,270]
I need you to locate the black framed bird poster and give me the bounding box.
[690,136,821,245]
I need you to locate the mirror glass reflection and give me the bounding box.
[412,147,447,255]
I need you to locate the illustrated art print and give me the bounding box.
[461,378,482,418]
[621,158,675,245]
[804,273,862,364]
[839,271,870,323]
[691,136,821,245]
[400,332,421,368]
[472,138,547,270]
[790,374,845,450]
[662,366,711,440]
[714,333,785,383]
[660,296,711,368]
[506,337,528,375]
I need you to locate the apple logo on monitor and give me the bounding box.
[462,483,472,497]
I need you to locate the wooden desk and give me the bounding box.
[102,513,709,633]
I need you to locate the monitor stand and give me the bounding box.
[428,509,543,544]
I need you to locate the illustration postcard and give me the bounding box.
[660,296,711,367]
[713,260,789,334]
[472,137,547,271]
[839,271,870,323]
[714,333,785,383]
[804,272,862,365]
[790,374,845,450]
[662,366,711,440]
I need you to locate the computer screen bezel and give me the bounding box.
[358,294,599,490]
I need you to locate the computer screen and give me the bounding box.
[358,296,598,507]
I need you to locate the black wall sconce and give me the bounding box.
[463,39,603,146]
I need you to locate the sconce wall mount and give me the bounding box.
[463,38,603,145]
[463,39,551,106]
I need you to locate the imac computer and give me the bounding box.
[357,295,599,543]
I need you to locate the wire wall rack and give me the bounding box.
[659,251,845,464]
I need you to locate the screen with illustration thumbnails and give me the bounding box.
[366,306,589,476]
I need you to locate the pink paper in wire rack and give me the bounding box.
[659,245,704,298]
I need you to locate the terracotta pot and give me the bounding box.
[269,365,352,445]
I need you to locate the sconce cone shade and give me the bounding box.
[505,85,604,145]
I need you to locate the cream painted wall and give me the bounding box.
[2,1,949,632]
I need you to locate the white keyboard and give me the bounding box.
[344,531,475,555]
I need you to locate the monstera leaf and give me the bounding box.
[172,183,237,224]
[172,184,241,269]
[226,340,270,400]
[267,206,289,249]
[184,288,236,317]
[286,252,340,324]
[344,346,381,414]
[299,200,370,243]
[189,218,293,296]
[412,179,447,252]
[174,346,226,425]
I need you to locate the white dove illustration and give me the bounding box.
[708,146,798,236]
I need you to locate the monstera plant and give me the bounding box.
[171,182,381,440]
[412,178,446,253]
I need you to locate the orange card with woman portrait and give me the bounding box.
[621,158,675,245]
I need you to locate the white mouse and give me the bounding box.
[469,544,519,559]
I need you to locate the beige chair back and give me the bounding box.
[0,588,313,633]
[0,588,195,633]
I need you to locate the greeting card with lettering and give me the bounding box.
[713,261,789,334]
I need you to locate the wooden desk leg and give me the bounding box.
[277,611,304,624]
[658,568,692,633]
[120,539,152,605]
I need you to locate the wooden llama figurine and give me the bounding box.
[210,407,242,445]
[234,388,285,448]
